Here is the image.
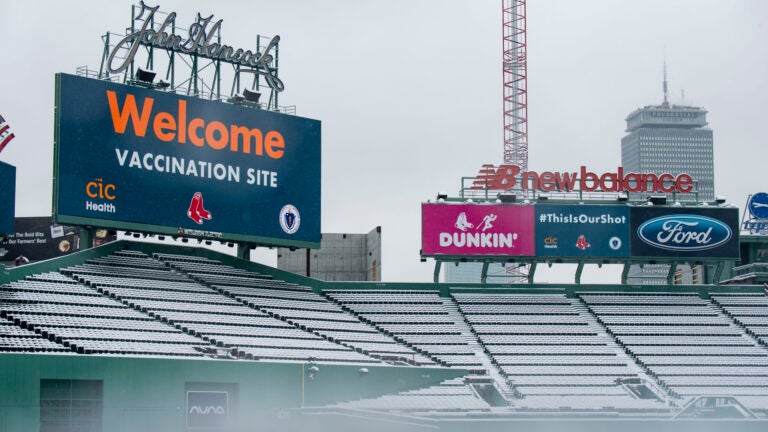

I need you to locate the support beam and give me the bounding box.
[621,263,631,285]
[713,262,724,285]
[237,242,253,260]
[433,261,443,284]
[527,262,537,284]
[481,261,490,284]
[667,262,678,285]
[575,262,585,285]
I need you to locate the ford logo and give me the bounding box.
[638,214,732,251]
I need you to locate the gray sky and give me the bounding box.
[1,1,766,282]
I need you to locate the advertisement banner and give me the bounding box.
[0,217,80,262]
[535,204,630,258]
[629,207,740,259]
[0,161,14,235]
[421,203,535,256]
[53,73,321,247]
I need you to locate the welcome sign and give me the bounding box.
[53,73,321,247]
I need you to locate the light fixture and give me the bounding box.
[158,235,165,241]
[617,192,628,201]
[205,240,212,246]
[498,193,516,203]
[648,195,667,205]
[155,80,170,89]
[135,68,156,83]
[538,193,549,201]
[133,233,141,238]
[715,196,727,204]
[243,88,261,103]
[436,192,448,201]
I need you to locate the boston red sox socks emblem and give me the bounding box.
[187,192,212,224]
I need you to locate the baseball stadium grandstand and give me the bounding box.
[2,240,768,431]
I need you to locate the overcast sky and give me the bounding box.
[1,1,766,283]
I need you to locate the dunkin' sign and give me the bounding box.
[421,203,535,256]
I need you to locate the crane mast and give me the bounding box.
[502,0,528,172]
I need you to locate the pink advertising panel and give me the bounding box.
[421,203,535,256]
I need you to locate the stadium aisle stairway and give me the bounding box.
[579,291,768,412]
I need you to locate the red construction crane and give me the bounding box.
[502,0,528,172]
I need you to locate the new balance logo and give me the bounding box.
[471,164,520,190]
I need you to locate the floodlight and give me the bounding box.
[436,192,448,201]
[243,88,261,103]
[133,233,141,238]
[205,240,212,246]
[158,235,165,241]
[538,193,549,201]
[715,196,727,204]
[155,80,170,89]
[498,193,516,203]
[648,195,667,205]
[135,68,156,83]
[617,192,628,201]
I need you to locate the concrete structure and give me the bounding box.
[277,227,381,281]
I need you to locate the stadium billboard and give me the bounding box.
[0,161,14,235]
[421,203,535,256]
[53,73,321,248]
[535,204,630,258]
[0,217,80,262]
[629,207,739,259]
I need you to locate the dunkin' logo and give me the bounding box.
[637,215,732,251]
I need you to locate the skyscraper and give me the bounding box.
[622,72,715,284]
[621,72,714,201]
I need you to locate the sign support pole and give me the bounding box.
[575,262,584,285]
[667,262,678,285]
[621,263,631,285]
[433,261,442,284]
[480,262,490,284]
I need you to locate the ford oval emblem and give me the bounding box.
[637,214,732,251]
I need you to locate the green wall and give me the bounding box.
[0,353,465,432]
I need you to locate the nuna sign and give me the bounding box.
[472,164,694,194]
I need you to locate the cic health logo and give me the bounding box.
[84,178,117,214]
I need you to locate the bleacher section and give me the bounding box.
[2,243,768,418]
[1,264,210,357]
[154,253,429,365]
[580,291,768,411]
[452,292,669,411]
[57,251,379,364]
[324,290,481,368]
[711,293,768,346]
